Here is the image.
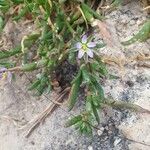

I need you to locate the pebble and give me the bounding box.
[114,138,122,147]
[97,130,103,136]
[88,145,93,150]
[129,20,136,25]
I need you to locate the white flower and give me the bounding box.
[0,67,12,83]
[75,35,96,59]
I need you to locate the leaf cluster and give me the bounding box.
[0,0,149,135]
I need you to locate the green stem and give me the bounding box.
[6,59,48,72]
[103,98,150,114]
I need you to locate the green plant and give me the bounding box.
[0,0,107,135]
[0,0,149,135]
[122,20,150,45]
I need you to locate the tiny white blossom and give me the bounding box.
[0,67,12,83]
[75,35,96,59]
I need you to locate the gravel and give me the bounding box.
[0,0,150,150]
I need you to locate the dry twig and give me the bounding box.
[19,87,70,137]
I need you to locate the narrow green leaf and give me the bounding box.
[65,115,82,127]
[35,84,46,96]
[45,84,51,94]
[91,76,104,101]
[81,66,91,84]
[92,94,100,107]
[95,83,104,101]
[81,3,94,22]
[0,16,4,32]
[13,6,28,21]
[91,61,108,76]
[71,68,82,84]
[74,120,83,130]
[70,11,81,23]
[91,102,100,123]
[81,3,104,20]
[98,61,108,76]
[21,59,48,72]
[122,20,150,45]
[111,0,123,8]
[79,121,86,134]
[21,62,37,71]
[28,80,41,90]
[0,61,15,68]
[68,72,82,111]
[85,124,92,135]
[86,95,92,112]
[0,46,21,59]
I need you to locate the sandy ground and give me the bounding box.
[0,0,150,150]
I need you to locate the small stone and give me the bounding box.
[114,138,121,147]
[129,20,135,25]
[97,130,103,136]
[100,127,105,131]
[88,145,93,150]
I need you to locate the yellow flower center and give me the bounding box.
[2,72,7,80]
[82,44,87,51]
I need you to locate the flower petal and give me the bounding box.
[87,42,96,48]
[0,67,12,83]
[87,49,94,58]
[7,72,12,83]
[0,67,7,72]
[75,42,82,49]
[0,67,7,80]
[0,74,2,79]
[82,35,88,43]
[78,50,85,59]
